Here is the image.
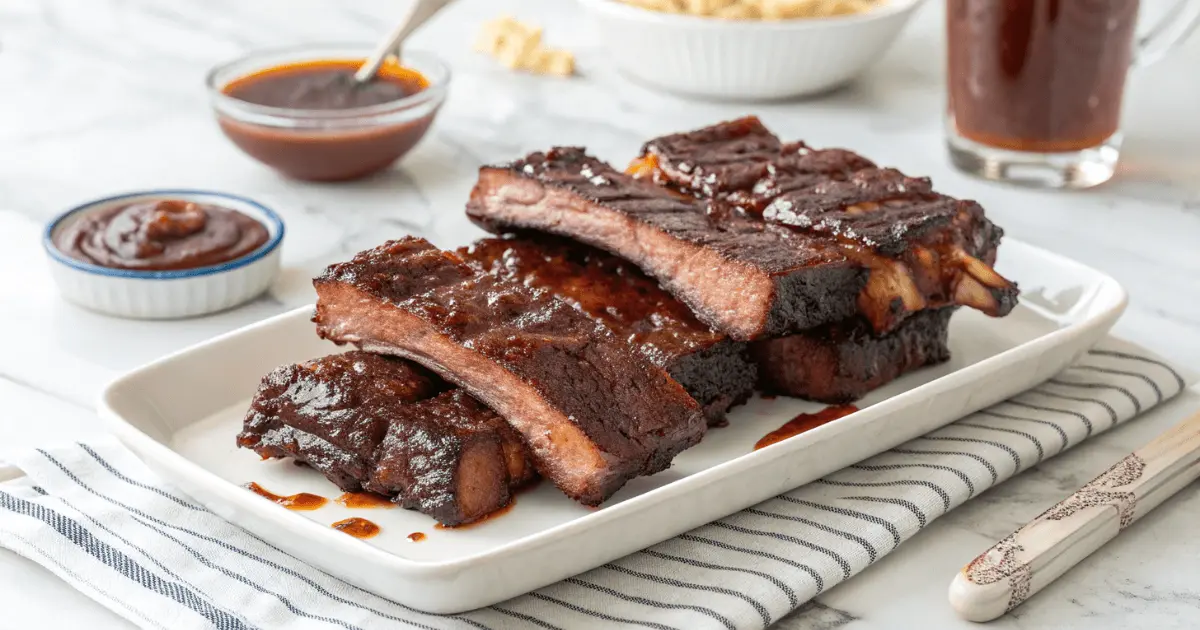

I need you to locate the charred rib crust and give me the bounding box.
[764,263,863,340]
[639,116,785,196]
[640,117,965,256]
[664,340,755,426]
[367,390,534,526]
[313,237,705,506]
[752,308,956,403]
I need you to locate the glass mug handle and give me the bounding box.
[1133,0,1200,67]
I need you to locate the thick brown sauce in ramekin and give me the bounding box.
[56,199,268,271]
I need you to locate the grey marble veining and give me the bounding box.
[1,0,1199,628]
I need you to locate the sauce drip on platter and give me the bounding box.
[331,517,381,539]
[754,405,859,450]
[243,482,328,510]
[335,491,396,509]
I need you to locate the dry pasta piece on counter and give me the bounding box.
[475,16,575,77]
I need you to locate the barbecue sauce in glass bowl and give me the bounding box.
[224,60,426,111]
[208,47,449,182]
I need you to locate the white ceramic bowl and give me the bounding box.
[44,190,284,319]
[579,0,925,100]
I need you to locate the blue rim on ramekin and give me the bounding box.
[43,189,286,280]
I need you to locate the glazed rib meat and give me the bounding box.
[467,147,866,341]
[368,389,536,525]
[466,118,1016,339]
[312,237,706,506]
[461,234,952,408]
[627,115,874,209]
[237,351,535,526]
[459,235,756,426]
[752,308,956,403]
[634,117,1019,332]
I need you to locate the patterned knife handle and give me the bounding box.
[949,410,1200,622]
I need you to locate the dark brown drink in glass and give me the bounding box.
[945,0,1141,188]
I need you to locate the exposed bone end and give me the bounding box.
[957,250,1014,290]
[912,245,936,271]
[860,259,927,332]
[950,249,1019,317]
[953,274,1000,314]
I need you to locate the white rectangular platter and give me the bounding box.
[100,238,1126,613]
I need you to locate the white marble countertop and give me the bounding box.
[1,0,1198,627]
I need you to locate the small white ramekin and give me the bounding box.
[44,190,284,319]
[579,0,925,100]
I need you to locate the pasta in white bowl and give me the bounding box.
[579,0,924,99]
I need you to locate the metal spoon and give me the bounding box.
[354,0,453,84]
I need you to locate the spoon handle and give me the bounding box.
[0,461,23,484]
[355,0,454,82]
[949,409,1200,622]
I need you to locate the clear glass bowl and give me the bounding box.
[206,45,450,182]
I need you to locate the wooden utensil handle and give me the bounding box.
[0,461,24,483]
[949,410,1200,622]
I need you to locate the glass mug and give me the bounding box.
[945,0,1200,189]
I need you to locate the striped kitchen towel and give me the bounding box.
[0,339,1190,630]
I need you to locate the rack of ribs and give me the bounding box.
[633,116,1019,332]
[467,147,865,341]
[312,237,707,506]
[238,351,536,526]
[459,235,757,426]
[466,127,1017,340]
[462,234,955,406]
